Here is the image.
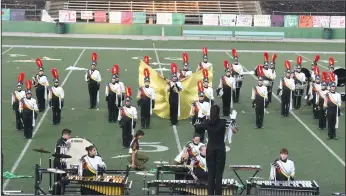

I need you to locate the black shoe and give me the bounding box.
[52,123,57,125]
[327,137,332,140]
[333,137,338,140]
[255,126,259,129]
[16,129,19,131]
[123,146,127,149]
[108,120,112,123]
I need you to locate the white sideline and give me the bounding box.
[2,47,13,54]
[225,52,345,167]
[3,49,86,189]
[2,44,345,54]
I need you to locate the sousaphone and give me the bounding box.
[334,67,346,87]
[301,68,311,82]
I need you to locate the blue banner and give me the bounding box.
[2,9,11,21]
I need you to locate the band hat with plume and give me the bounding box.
[182,52,189,66]
[36,58,44,71]
[256,64,264,80]
[202,46,208,59]
[197,80,204,97]
[312,55,320,66]
[17,72,25,86]
[202,69,209,83]
[284,60,291,73]
[270,53,277,65]
[125,87,132,102]
[224,60,231,72]
[263,52,269,66]
[296,56,303,67]
[25,80,33,94]
[329,57,335,68]
[144,56,150,66]
[111,64,119,78]
[144,68,150,82]
[51,68,59,83]
[171,62,178,77]
[91,52,97,65]
[232,48,238,61]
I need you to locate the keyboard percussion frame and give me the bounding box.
[229,165,263,194]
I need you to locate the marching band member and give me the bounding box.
[118,87,138,148]
[85,52,102,109]
[128,130,149,170]
[190,145,208,181]
[179,52,192,81]
[144,56,150,66]
[252,65,268,129]
[269,53,277,104]
[328,57,338,87]
[324,82,341,140]
[306,55,320,104]
[202,69,214,105]
[309,66,321,119]
[48,68,65,125]
[12,72,26,131]
[197,46,212,71]
[269,148,295,181]
[262,52,277,107]
[317,81,328,130]
[190,81,210,142]
[167,63,184,126]
[32,58,49,112]
[173,134,204,165]
[292,56,306,110]
[106,65,125,123]
[19,80,39,139]
[277,61,295,117]
[137,68,156,129]
[217,60,236,116]
[231,49,243,103]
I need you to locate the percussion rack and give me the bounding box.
[155,164,190,194]
[229,165,263,195]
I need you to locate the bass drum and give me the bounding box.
[334,67,346,87]
[65,137,98,169]
[301,68,311,81]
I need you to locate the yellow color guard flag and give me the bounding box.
[138,60,213,120]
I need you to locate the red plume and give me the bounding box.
[112,64,119,75]
[197,81,204,92]
[202,46,208,55]
[36,58,43,68]
[313,66,320,76]
[25,80,32,90]
[92,52,97,62]
[313,55,320,63]
[202,69,208,79]
[51,68,59,79]
[329,72,336,81]
[297,56,302,65]
[144,56,149,65]
[126,87,132,97]
[171,63,177,74]
[264,52,269,62]
[231,48,237,58]
[17,72,25,83]
[271,53,277,62]
[256,65,264,77]
[224,60,230,69]
[182,52,189,63]
[329,57,334,65]
[322,72,328,82]
[144,68,150,78]
[284,60,291,70]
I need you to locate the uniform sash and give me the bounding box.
[83,157,98,174]
[12,91,22,104]
[196,102,208,116]
[89,70,100,103]
[255,86,267,113]
[123,107,135,135]
[51,87,62,109]
[294,72,304,82]
[283,78,293,110]
[23,99,36,127]
[141,87,153,115]
[327,93,339,129]
[203,87,212,105]
[222,77,234,109]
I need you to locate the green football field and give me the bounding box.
[2,37,345,195]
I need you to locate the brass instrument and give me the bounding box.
[247,180,319,195]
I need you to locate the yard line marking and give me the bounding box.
[152,42,164,76]
[3,49,86,189]
[225,52,345,167]
[2,45,345,54]
[298,54,329,70]
[2,47,13,54]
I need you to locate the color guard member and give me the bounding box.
[269,148,295,181]
[32,58,49,112]
[137,68,155,129]
[12,72,26,131]
[252,65,268,129]
[85,52,102,109]
[49,68,65,125]
[277,61,295,117]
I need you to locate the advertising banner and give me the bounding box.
[312,16,330,28]
[330,16,345,28]
[94,11,107,23]
[284,15,298,27]
[2,9,11,21]
[121,12,133,24]
[109,12,121,23]
[236,15,252,26]
[132,12,146,24]
[59,10,76,23]
[254,15,271,27]
[10,9,25,21]
[271,15,284,27]
[81,11,93,20]
[156,13,172,24]
[298,15,313,28]
[203,14,219,25]
[172,13,185,24]
[219,14,236,26]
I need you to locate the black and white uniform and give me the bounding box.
[231,63,243,103]
[105,82,125,122]
[270,159,295,181]
[324,92,342,139]
[79,155,106,195]
[218,76,236,116]
[197,62,212,71]
[49,86,65,125]
[33,74,49,111]
[316,88,328,129]
[190,101,210,142]
[52,137,69,195]
[278,77,295,116]
[19,97,38,138]
[190,154,208,181]
[309,82,322,119]
[118,106,138,148]
[12,90,25,131]
[203,86,214,105]
[251,85,268,128]
[293,72,306,109]
[263,68,276,106]
[85,69,102,108]
[178,70,192,80]
[174,142,204,164]
[138,86,155,128]
[168,81,183,125]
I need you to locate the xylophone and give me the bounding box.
[248,180,319,195]
[147,179,239,195]
[63,175,131,195]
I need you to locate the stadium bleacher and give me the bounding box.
[1,0,45,20]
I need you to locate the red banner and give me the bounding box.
[94,11,107,23]
[121,12,133,24]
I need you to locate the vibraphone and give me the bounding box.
[63,175,132,195]
[229,165,262,194]
[247,180,319,195]
[147,179,239,195]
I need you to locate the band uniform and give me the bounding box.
[12,73,26,131]
[49,77,65,125]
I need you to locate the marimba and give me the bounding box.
[247,180,319,195]
[229,165,263,194]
